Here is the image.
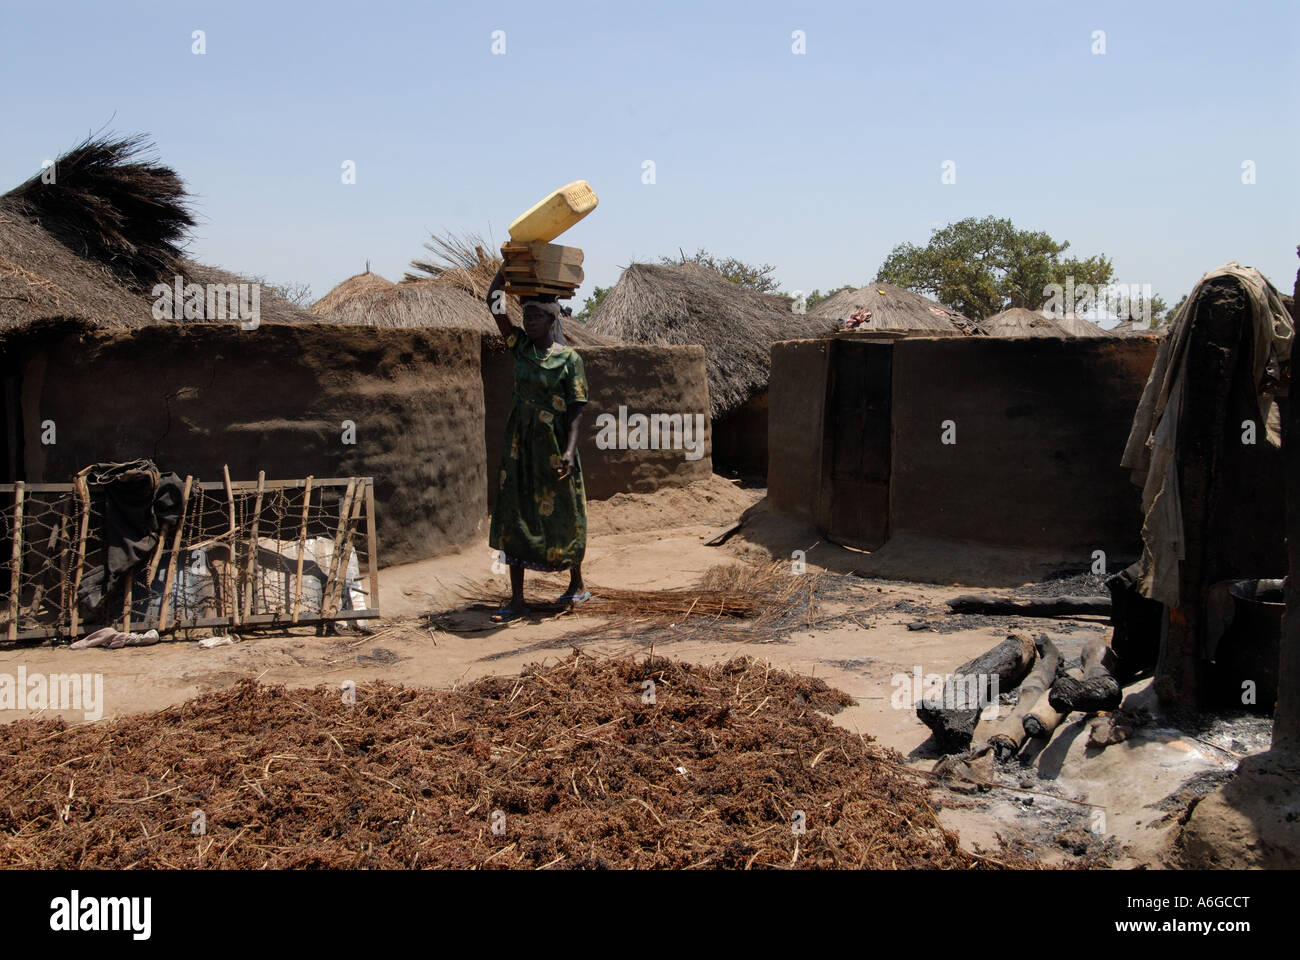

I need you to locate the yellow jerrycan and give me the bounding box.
[508,181,598,243]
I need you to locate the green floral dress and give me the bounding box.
[489,327,589,571]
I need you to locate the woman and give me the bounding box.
[486,267,590,622]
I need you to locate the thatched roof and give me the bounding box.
[980,307,1115,338]
[308,270,395,317]
[312,278,614,347]
[0,135,315,330]
[1056,312,1115,337]
[586,262,836,417]
[309,233,613,347]
[1110,320,1168,337]
[807,282,981,335]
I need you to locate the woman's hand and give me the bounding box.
[557,450,575,480]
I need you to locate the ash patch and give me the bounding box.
[1019,568,1114,598]
[1146,769,1235,824]
[1160,709,1273,757]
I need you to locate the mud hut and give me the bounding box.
[0,136,489,564]
[586,262,834,474]
[808,282,981,336]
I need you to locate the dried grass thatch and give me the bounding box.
[0,134,316,330]
[307,269,395,316]
[586,263,836,417]
[312,232,614,346]
[1055,312,1116,338]
[1109,320,1167,337]
[3,134,193,288]
[456,561,853,646]
[980,307,1114,338]
[808,282,981,336]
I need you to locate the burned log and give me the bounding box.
[917,632,1036,754]
[1048,639,1122,714]
[987,636,1063,761]
[1022,666,1073,739]
[946,594,1111,617]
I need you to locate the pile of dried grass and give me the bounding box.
[0,654,1030,869]
[404,231,502,299]
[459,562,849,644]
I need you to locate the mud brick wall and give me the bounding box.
[9,322,487,565]
[889,336,1160,552]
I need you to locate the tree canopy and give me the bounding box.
[660,248,782,294]
[875,216,1116,321]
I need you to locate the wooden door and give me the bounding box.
[816,340,892,550]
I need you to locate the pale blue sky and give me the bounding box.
[3,0,1296,308]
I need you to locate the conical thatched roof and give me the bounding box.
[309,270,395,317]
[0,135,316,331]
[980,307,1115,338]
[313,277,613,347]
[1056,312,1115,337]
[585,262,836,417]
[807,282,981,335]
[310,233,614,347]
[1110,320,1168,337]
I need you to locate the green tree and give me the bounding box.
[574,284,609,321]
[1161,294,1188,326]
[875,216,1113,320]
[660,248,781,294]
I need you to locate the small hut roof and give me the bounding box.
[309,235,611,345]
[980,307,1115,338]
[309,270,396,317]
[1109,320,1168,337]
[0,135,315,330]
[312,277,613,347]
[585,262,836,417]
[1056,312,1116,337]
[807,281,981,335]
[979,307,1067,338]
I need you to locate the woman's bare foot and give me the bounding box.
[492,596,528,622]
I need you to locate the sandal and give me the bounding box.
[556,590,591,607]
[491,606,529,624]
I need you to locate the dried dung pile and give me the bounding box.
[0,655,1027,869]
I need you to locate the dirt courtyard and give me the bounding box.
[0,477,1263,867]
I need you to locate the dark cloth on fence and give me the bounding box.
[75,460,185,618]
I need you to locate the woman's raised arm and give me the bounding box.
[486,267,514,338]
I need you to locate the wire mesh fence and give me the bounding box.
[0,473,378,643]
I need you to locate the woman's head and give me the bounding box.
[522,299,563,346]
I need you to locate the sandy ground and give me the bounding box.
[1,476,1266,868]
